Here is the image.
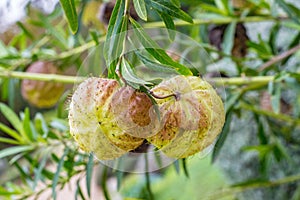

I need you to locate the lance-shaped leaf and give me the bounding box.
[59,0,78,34]
[148,0,193,23]
[133,0,147,21]
[121,58,152,88]
[130,18,192,75]
[135,50,178,74]
[157,11,175,40]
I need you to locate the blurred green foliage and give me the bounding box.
[0,0,300,199]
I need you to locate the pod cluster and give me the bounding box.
[68,75,225,160]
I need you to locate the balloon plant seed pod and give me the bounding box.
[147,75,225,158]
[21,61,65,108]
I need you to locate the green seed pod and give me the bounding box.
[21,61,64,108]
[147,75,225,158]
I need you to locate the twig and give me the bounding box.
[149,90,180,100]
[0,69,84,84]
[0,69,284,87]
[240,102,300,126]
[259,44,300,71]
[144,16,281,28]
[207,173,300,199]
[207,76,275,86]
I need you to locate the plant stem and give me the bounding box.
[240,102,300,126]
[0,69,84,84]
[54,36,106,60]
[0,69,280,87]
[259,43,300,71]
[207,173,300,199]
[207,76,275,86]
[144,16,282,28]
[101,166,111,200]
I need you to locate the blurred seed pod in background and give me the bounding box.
[97,0,138,27]
[209,23,249,58]
[21,61,65,108]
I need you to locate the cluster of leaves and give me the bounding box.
[0,0,300,199]
[0,103,94,200]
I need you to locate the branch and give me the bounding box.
[207,76,274,86]
[259,43,300,71]
[240,102,300,126]
[144,16,282,28]
[0,69,84,84]
[0,69,278,87]
[207,173,300,199]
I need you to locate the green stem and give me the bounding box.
[0,69,84,84]
[208,173,300,199]
[144,16,282,28]
[207,76,275,86]
[240,102,300,126]
[54,36,105,60]
[0,69,278,87]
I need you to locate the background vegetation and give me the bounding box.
[0,0,300,199]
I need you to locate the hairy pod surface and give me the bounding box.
[147,75,225,158]
[69,77,145,160]
[109,86,161,138]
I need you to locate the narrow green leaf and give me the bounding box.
[34,113,49,138]
[200,3,227,15]
[0,146,34,159]
[105,10,128,78]
[9,152,26,165]
[254,115,268,145]
[133,0,147,21]
[270,83,281,114]
[158,11,175,40]
[101,166,111,200]
[59,0,78,34]
[22,108,34,141]
[116,170,124,191]
[52,148,69,200]
[0,103,24,137]
[0,186,22,196]
[275,0,300,24]
[222,22,236,55]
[33,154,49,189]
[173,160,180,174]
[0,137,20,145]
[121,58,152,87]
[16,22,34,39]
[153,152,163,169]
[90,30,99,45]
[144,154,154,200]
[86,154,94,198]
[75,179,86,200]
[135,51,178,74]
[292,185,300,200]
[130,18,192,75]
[225,92,241,113]
[212,110,233,162]
[171,0,180,7]
[104,0,125,61]
[149,0,193,23]
[0,123,23,142]
[214,0,233,16]
[181,158,189,178]
[14,162,33,181]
